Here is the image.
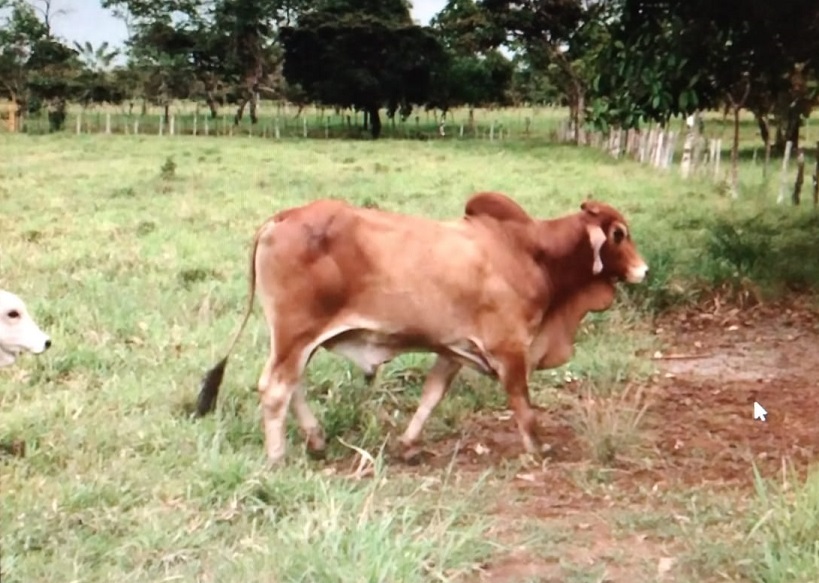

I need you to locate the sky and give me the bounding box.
[48,0,449,49]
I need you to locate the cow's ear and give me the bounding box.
[581,200,600,216]
[586,225,606,274]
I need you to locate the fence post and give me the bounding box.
[654,131,666,167]
[663,132,678,170]
[812,141,819,207]
[792,150,805,205]
[777,141,793,204]
[6,100,17,132]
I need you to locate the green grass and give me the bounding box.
[1,131,818,582]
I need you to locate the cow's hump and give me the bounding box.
[464,192,533,224]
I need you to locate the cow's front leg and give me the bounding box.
[398,355,462,462]
[499,355,542,455]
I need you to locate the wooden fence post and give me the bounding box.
[7,100,18,132]
[812,141,819,207]
[792,150,805,205]
[777,141,793,204]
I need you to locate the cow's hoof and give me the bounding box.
[0,439,26,458]
[518,451,542,468]
[305,430,327,459]
[265,455,286,469]
[306,445,326,460]
[398,443,427,465]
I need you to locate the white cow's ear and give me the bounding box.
[586,225,606,274]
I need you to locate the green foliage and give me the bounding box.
[589,0,819,138]
[703,211,819,291]
[280,2,445,137]
[745,465,819,583]
[159,156,177,180]
[429,51,514,110]
[0,1,81,110]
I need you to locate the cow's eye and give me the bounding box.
[613,228,625,244]
[7,310,20,319]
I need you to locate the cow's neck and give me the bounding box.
[534,215,598,302]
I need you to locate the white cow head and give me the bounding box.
[0,289,52,367]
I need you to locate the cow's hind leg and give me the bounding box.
[398,355,461,462]
[256,355,292,465]
[257,346,313,466]
[290,385,326,457]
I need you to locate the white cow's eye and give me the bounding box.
[7,310,20,319]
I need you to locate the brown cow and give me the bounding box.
[195,192,648,465]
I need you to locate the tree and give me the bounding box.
[280,0,445,138]
[432,0,608,143]
[103,0,304,123]
[0,0,80,130]
[428,0,514,122]
[589,0,819,196]
[590,0,819,148]
[73,41,124,107]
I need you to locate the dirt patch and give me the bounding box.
[324,299,818,581]
[395,299,819,582]
[408,299,819,482]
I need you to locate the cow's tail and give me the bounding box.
[195,224,265,417]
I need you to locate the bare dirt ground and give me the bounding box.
[387,297,819,582]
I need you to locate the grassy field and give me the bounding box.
[9,101,819,147]
[1,129,819,582]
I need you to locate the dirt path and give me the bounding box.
[411,299,819,582]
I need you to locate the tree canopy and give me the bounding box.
[1,0,817,144]
[589,0,819,150]
[280,0,444,138]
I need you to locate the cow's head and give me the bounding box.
[0,290,52,367]
[580,201,648,284]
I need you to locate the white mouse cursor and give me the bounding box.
[753,401,767,422]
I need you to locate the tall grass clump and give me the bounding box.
[743,464,819,583]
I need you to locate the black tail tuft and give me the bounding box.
[196,357,229,417]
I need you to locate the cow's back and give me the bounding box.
[253,199,541,347]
